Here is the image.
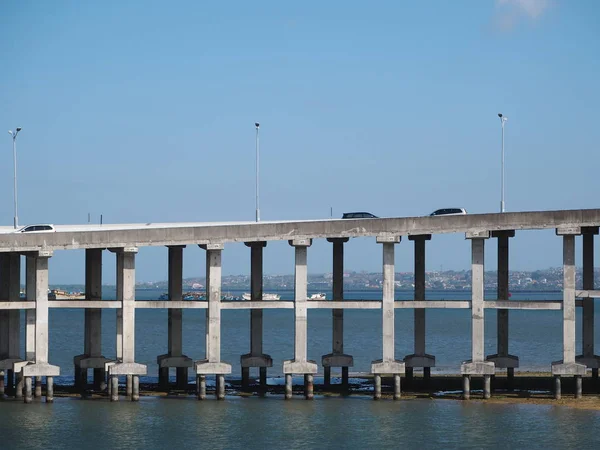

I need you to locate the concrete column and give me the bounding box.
[371,236,405,398]
[194,244,231,392]
[197,375,206,400]
[393,374,401,400]
[46,376,54,403]
[374,374,381,400]
[25,256,36,363]
[554,375,561,400]
[217,374,225,400]
[157,246,192,391]
[322,238,353,389]
[0,253,21,397]
[486,231,518,382]
[75,249,105,392]
[305,374,314,400]
[462,233,494,397]
[35,376,41,398]
[552,229,586,391]
[24,376,32,404]
[110,376,119,401]
[34,253,51,364]
[132,375,140,401]
[108,248,146,396]
[283,239,317,387]
[285,374,292,400]
[241,242,272,389]
[405,235,434,382]
[483,375,491,399]
[577,227,600,378]
[463,375,470,400]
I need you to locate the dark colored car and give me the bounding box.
[342,212,378,219]
[429,208,467,216]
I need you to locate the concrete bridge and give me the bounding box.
[1,208,599,402]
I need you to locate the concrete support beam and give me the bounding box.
[462,236,494,394]
[552,232,586,387]
[108,248,146,399]
[0,253,22,396]
[158,246,192,390]
[195,244,232,398]
[404,235,435,379]
[486,231,519,380]
[371,237,404,399]
[241,242,272,389]
[74,249,110,392]
[322,237,353,388]
[283,239,318,393]
[20,251,60,380]
[576,228,600,374]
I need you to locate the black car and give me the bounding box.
[342,212,378,219]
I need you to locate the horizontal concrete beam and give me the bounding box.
[221,301,294,309]
[134,301,208,309]
[49,301,122,308]
[0,301,35,309]
[307,301,382,309]
[1,208,599,252]
[576,290,600,298]
[395,301,471,309]
[485,301,563,310]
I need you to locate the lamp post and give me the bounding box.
[7,127,22,228]
[498,114,507,213]
[255,122,260,222]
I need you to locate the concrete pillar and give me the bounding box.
[483,375,491,399]
[158,246,193,390]
[554,375,561,400]
[371,236,405,399]
[217,374,225,400]
[117,249,137,364]
[579,228,600,378]
[132,375,140,401]
[126,374,132,398]
[75,249,104,392]
[24,376,32,404]
[462,375,470,400]
[25,256,36,363]
[487,231,518,383]
[0,371,4,396]
[35,376,41,398]
[575,375,582,399]
[194,244,232,394]
[197,375,206,400]
[305,374,314,400]
[46,376,54,403]
[563,235,576,364]
[472,238,485,362]
[110,376,119,402]
[322,238,353,389]
[0,253,21,397]
[293,242,308,362]
[462,233,494,397]
[393,374,401,400]
[405,235,434,382]
[241,242,272,390]
[374,374,381,400]
[285,374,292,400]
[552,229,586,393]
[283,239,318,394]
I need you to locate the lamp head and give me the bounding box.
[8,130,13,136]
[498,113,503,118]
[16,127,22,132]
[255,122,260,128]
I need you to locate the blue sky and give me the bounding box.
[1,0,599,283]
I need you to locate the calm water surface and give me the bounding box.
[3,289,600,448]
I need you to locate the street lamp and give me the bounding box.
[7,127,22,228]
[498,113,507,213]
[255,122,260,222]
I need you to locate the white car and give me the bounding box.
[429,208,467,217]
[17,224,56,233]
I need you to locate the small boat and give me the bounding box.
[309,293,326,300]
[241,292,281,301]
